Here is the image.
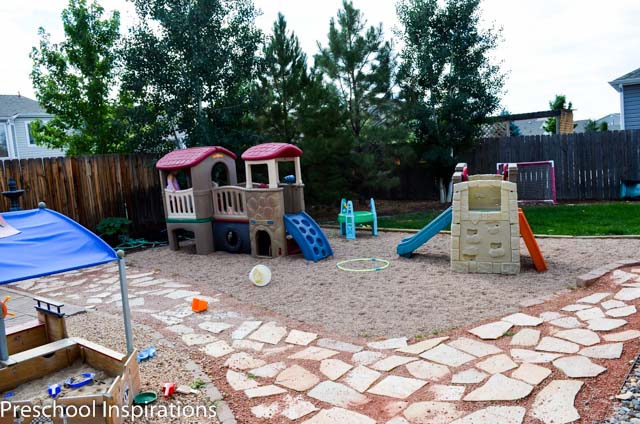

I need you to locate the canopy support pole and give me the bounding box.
[117,251,134,355]
[0,314,8,362]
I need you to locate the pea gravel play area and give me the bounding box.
[129,229,640,339]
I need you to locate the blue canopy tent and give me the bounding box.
[0,204,134,362]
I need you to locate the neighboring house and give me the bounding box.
[512,118,546,136]
[610,67,640,130]
[0,95,65,160]
[574,113,621,133]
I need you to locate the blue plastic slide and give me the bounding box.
[396,207,452,258]
[284,212,333,262]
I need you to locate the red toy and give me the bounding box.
[162,383,176,398]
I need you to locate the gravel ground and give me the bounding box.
[129,229,640,339]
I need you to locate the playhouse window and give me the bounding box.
[256,230,272,257]
[211,162,230,187]
[278,160,295,184]
[468,185,501,211]
[250,164,270,186]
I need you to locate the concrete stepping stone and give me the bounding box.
[285,329,318,346]
[249,322,287,345]
[552,329,600,346]
[578,342,623,359]
[368,337,408,350]
[406,361,450,381]
[166,324,194,335]
[606,305,637,317]
[553,356,606,377]
[383,401,409,418]
[403,401,463,424]
[226,370,259,391]
[302,407,374,424]
[510,363,551,385]
[343,366,381,393]
[476,354,518,374]
[615,287,640,301]
[450,406,526,424]
[276,365,320,391]
[510,349,563,363]
[448,337,502,357]
[129,272,154,279]
[549,316,583,329]
[601,299,627,310]
[232,339,264,352]
[604,329,640,342]
[371,355,418,372]
[576,307,605,321]
[251,401,279,419]
[165,289,200,299]
[87,298,103,304]
[202,341,234,358]
[290,346,339,361]
[429,384,465,401]
[317,338,363,352]
[307,381,370,408]
[225,352,266,370]
[387,417,410,424]
[539,311,566,322]
[578,292,612,303]
[531,380,583,424]
[468,321,513,340]
[368,375,427,399]
[151,313,182,325]
[396,337,448,355]
[281,394,319,420]
[245,385,288,399]
[352,350,385,366]
[587,318,627,331]
[535,337,580,354]
[501,313,543,326]
[320,359,352,380]
[561,304,593,312]
[250,362,287,378]
[510,329,541,347]
[420,344,476,367]
[464,374,533,401]
[451,369,489,384]
[613,270,638,284]
[199,321,232,334]
[232,320,263,340]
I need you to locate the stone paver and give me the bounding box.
[429,384,465,401]
[396,337,448,355]
[224,352,266,370]
[464,374,533,401]
[250,362,287,378]
[371,355,418,372]
[251,402,279,419]
[604,329,640,342]
[368,337,408,350]
[231,320,262,340]
[352,351,385,366]
[540,311,565,322]
[289,346,339,361]
[535,336,580,354]
[343,366,382,393]
[226,369,258,391]
[368,375,427,399]
[199,321,233,334]
[501,313,543,326]
[403,401,463,424]
[587,318,627,331]
[165,289,200,299]
[285,329,318,346]
[249,322,288,345]
[553,356,606,378]
[531,380,583,424]
[202,340,234,358]
[578,342,623,359]
[232,339,264,352]
[510,349,563,364]
[406,361,450,381]
[450,406,526,424]
[448,337,502,357]
[245,385,288,399]
[576,307,605,321]
[510,363,551,385]
[509,329,541,347]
[552,329,600,346]
[561,304,593,312]
[578,292,612,304]
[182,333,217,346]
[601,299,627,310]
[451,369,489,384]
[302,407,374,424]
[606,305,637,317]
[615,287,640,301]
[475,354,518,374]
[318,338,363,353]
[468,321,513,340]
[420,344,476,367]
[281,395,319,420]
[276,365,320,391]
[319,359,352,380]
[387,417,410,424]
[307,381,370,408]
[549,316,583,329]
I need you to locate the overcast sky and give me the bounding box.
[1,0,638,120]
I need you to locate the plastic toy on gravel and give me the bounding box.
[338,198,378,240]
[249,264,272,287]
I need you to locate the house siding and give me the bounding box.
[12,117,65,159]
[623,84,640,130]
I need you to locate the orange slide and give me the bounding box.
[518,208,548,272]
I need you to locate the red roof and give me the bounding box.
[156,146,237,170]
[241,143,303,161]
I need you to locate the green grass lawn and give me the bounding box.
[376,202,640,236]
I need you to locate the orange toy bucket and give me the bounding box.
[191,297,208,313]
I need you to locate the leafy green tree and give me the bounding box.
[543,94,572,134]
[30,0,124,155]
[121,0,262,150]
[397,0,504,201]
[584,119,609,133]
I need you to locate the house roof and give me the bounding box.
[574,113,621,132]
[241,143,302,161]
[0,95,48,117]
[156,146,237,170]
[609,67,640,91]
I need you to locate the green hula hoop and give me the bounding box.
[336,258,390,272]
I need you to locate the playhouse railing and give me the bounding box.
[212,187,248,220]
[164,188,196,219]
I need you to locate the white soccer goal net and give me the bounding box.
[497,161,556,204]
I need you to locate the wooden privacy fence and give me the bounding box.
[460,129,640,201]
[0,154,164,233]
